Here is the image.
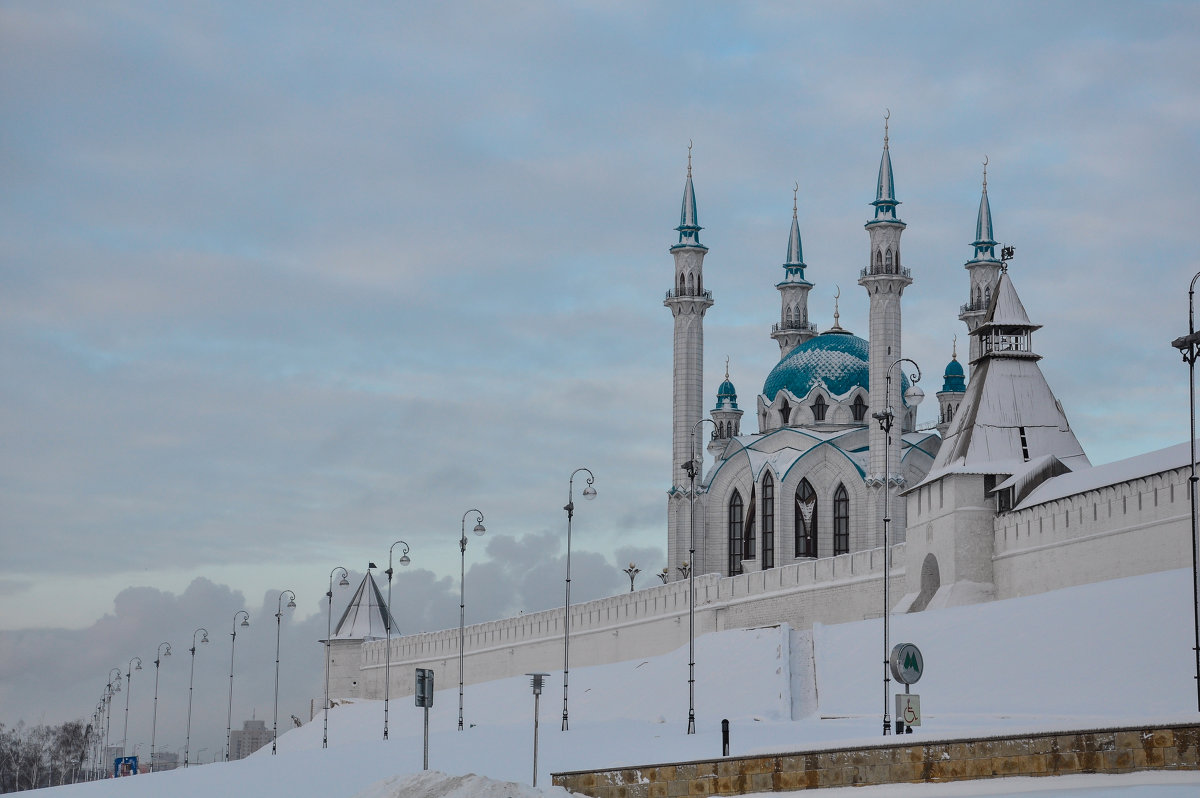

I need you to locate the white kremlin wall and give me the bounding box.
[330,449,1194,705]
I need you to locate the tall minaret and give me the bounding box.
[858,114,912,547]
[959,158,1003,370]
[665,144,713,579]
[771,183,817,357]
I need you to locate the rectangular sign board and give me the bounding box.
[415,668,434,708]
[895,693,921,727]
[113,756,138,777]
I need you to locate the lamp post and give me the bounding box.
[323,566,350,749]
[149,642,171,771]
[622,562,640,592]
[103,671,120,768]
[561,468,597,731]
[184,627,209,767]
[867,357,923,735]
[458,510,486,731]
[682,416,715,735]
[271,590,296,754]
[121,657,142,756]
[224,610,250,761]
[384,540,412,740]
[1171,270,1200,712]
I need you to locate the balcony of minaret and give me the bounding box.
[860,263,911,280]
[959,299,989,316]
[665,288,713,301]
[771,320,817,334]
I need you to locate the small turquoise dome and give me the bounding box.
[942,356,966,393]
[763,330,870,402]
[715,377,739,410]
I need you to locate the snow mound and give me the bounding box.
[350,771,574,798]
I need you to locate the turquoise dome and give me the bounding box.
[763,331,870,402]
[715,378,739,410]
[942,356,966,393]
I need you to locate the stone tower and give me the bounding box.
[858,117,913,547]
[958,160,1004,371]
[771,184,818,357]
[665,146,713,579]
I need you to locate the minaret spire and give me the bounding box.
[960,156,1004,371]
[771,181,817,356]
[872,110,900,222]
[675,140,704,249]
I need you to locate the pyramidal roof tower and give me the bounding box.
[931,268,1089,480]
[331,572,392,640]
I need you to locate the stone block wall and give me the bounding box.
[552,723,1200,797]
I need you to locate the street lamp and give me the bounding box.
[1171,270,1200,712]
[184,627,209,767]
[384,540,412,740]
[681,417,715,735]
[657,568,669,585]
[867,357,923,735]
[272,590,296,754]
[323,566,350,749]
[103,671,121,769]
[458,510,485,731]
[121,657,142,756]
[622,562,640,592]
[561,467,597,731]
[149,642,171,771]
[225,610,250,761]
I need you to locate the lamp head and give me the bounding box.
[240,616,249,627]
[582,484,597,500]
[287,596,297,609]
[473,521,486,536]
[399,553,411,566]
[200,632,209,644]
[135,661,142,671]
[903,383,925,408]
[339,575,350,587]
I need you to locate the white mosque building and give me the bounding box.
[327,127,1192,704]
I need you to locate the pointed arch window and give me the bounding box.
[743,487,757,561]
[762,473,775,569]
[985,284,992,305]
[833,484,850,555]
[851,394,868,422]
[780,398,791,426]
[795,479,817,558]
[885,248,894,271]
[811,395,828,423]
[785,306,793,325]
[874,249,883,268]
[687,272,695,295]
[728,491,744,576]
[679,273,686,294]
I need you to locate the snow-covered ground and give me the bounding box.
[41,568,1200,797]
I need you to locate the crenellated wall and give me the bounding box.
[345,545,902,703]
[993,465,1191,599]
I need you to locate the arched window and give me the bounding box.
[885,248,893,270]
[743,487,757,562]
[728,491,744,576]
[795,479,817,558]
[851,394,868,422]
[975,285,981,306]
[833,484,850,555]
[780,398,791,426]
[785,306,793,325]
[874,249,883,268]
[762,473,775,569]
[679,273,686,294]
[687,272,695,295]
[985,284,992,305]
[811,395,828,422]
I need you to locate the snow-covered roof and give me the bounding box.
[331,572,392,641]
[1014,441,1193,511]
[978,271,1041,331]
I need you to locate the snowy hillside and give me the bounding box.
[41,568,1200,797]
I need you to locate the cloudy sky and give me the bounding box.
[2,0,1198,749]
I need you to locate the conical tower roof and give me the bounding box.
[331,572,392,640]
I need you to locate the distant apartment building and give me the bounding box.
[228,719,272,761]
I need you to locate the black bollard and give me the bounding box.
[721,718,730,757]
